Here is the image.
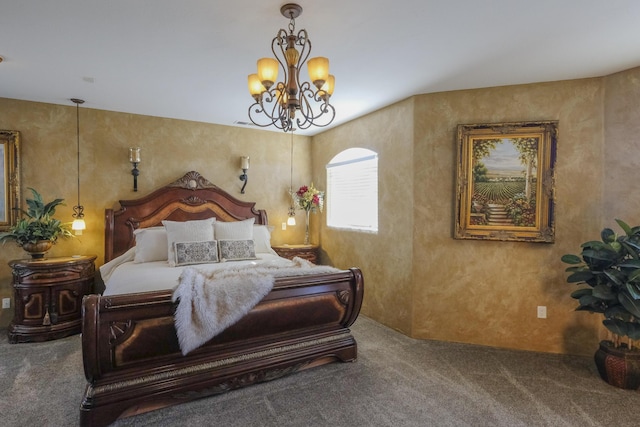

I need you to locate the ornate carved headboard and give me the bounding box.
[104,171,268,262]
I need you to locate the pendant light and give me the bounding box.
[71,98,86,234]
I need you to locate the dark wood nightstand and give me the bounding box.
[8,255,97,343]
[272,244,319,264]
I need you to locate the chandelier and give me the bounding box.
[248,3,335,132]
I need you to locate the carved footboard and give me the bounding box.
[80,268,364,427]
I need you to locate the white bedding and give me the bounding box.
[101,249,294,296]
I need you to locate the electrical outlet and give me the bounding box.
[2,298,10,309]
[537,306,547,319]
[282,222,287,230]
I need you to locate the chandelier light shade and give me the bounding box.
[248,3,336,132]
[70,98,86,234]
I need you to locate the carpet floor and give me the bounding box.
[1,316,638,426]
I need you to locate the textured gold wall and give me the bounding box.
[412,79,605,356]
[312,68,640,356]
[0,98,311,327]
[312,99,415,334]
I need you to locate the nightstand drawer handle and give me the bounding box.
[42,308,51,326]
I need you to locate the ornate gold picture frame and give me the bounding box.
[454,121,557,242]
[1,130,20,231]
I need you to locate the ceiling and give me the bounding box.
[2,1,640,136]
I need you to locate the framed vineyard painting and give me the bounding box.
[454,121,557,242]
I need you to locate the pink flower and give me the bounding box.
[297,186,308,197]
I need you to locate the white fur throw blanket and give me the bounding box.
[172,257,340,355]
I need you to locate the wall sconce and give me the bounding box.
[239,156,250,194]
[129,147,141,192]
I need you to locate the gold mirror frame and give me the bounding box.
[1,130,20,231]
[454,121,557,242]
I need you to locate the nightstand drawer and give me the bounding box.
[272,245,319,264]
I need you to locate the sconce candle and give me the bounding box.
[239,156,250,194]
[129,147,141,163]
[240,156,250,170]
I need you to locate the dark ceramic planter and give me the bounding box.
[594,340,640,390]
[22,240,53,259]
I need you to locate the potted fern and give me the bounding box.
[0,188,72,258]
[561,219,640,389]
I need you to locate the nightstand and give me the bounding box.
[8,255,97,343]
[272,244,319,264]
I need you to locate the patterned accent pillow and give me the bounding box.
[174,240,219,266]
[218,239,257,261]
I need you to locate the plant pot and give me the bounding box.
[594,340,640,390]
[22,240,53,259]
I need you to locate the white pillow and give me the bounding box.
[253,224,277,255]
[133,227,168,263]
[214,218,255,240]
[162,218,215,267]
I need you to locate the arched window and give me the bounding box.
[326,148,378,232]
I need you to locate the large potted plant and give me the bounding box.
[0,188,72,258]
[561,219,640,389]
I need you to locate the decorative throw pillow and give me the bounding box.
[162,218,215,267]
[174,240,219,266]
[214,218,255,240]
[218,239,257,261]
[253,224,277,255]
[133,227,168,263]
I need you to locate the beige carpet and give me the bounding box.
[1,316,638,426]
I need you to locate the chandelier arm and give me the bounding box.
[295,81,335,127]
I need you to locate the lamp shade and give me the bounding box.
[248,74,265,99]
[307,57,329,88]
[321,74,335,96]
[257,58,279,89]
[287,216,296,226]
[72,218,86,234]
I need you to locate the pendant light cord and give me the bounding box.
[290,130,294,193]
[76,101,81,206]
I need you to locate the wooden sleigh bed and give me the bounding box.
[79,171,364,426]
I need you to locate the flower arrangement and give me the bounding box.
[295,184,324,213]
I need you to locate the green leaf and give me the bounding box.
[605,305,632,320]
[603,319,628,337]
[579,294,602,306]
[627,323,640,340]
[603,269,625,287]
[626,283,640,300]
[593,284,617,300]
[566,271,594,283]
[581,240,607,249]
[628,269,640,283]
[570,288,592,299]
[601,227,616,243]
[561,254,582,264]
[619,293,640,318]
[616,219,632,236]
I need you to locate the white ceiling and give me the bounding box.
[2,1,640,135]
